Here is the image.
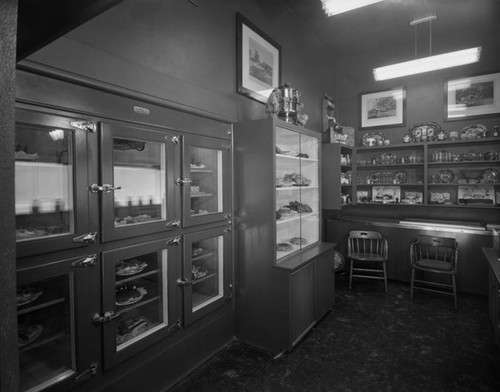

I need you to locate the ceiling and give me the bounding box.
[281,0,498,63]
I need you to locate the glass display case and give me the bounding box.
[182,135,232,227]
[275,126,320,261]
[17,253,93,392]
[99,122,178,242]
[15,109,91,257]
[101,238,180,369]
[321,143,354,209]
[182,227,231,325]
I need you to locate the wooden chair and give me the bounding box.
[347,231,389,292]
[410,235,459,309]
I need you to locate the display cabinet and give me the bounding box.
[17,252,95,392]
[181,134,232,227]
[321,143,354,209]
[234,118,336,354]
[99,122,179,242]
[15,108,92,258]
[181,226,232,325]
[100,237,182,369]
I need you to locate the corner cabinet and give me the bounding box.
[234,118,336,355]
[322,143,354,209]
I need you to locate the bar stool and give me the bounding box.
[347,230,389,293]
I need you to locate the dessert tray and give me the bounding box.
[115,259,148,276]
[17,287,43,307]
[116,285,148,307]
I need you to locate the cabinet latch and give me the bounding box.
[166,236,182,246]
[92,311,121,325]
[175,177,192,186]
[221,143,231,151]
[71,254,97,268]
[89,183,122,194]
[167,319,182,334]
[176,277,192,286]
[75,362,98,383]
[72,232,97,244]
[165,219,181,229]
[69,121,97,133]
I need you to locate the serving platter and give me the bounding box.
[361,131,385,147]
[461,124,487,139]
[482,168,499,183]
[408,122,442,142]
[434,169,455,184]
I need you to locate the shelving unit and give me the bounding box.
[323,137,500,209]
[322,143,354,209]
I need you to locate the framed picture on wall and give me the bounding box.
[445,71,500,120]
[236,13,281,103]
[359,87,406,129]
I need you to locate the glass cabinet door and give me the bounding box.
[275,126,320,261]
[101,238,180,369]
[182,227,231,325]
[17,253,94,392]
[182,135,231,227]
[100,123,178,242]
[15,108,90,258]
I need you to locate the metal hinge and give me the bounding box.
[165,219,181,229]
[224,284,233,303]
[221,143,231,151]
[75,362,98,383]
[92,311,121,325]
[69,121,97,133]
[72,232,97,244]
[71,254,97,268]
[165,135,180,144]
[167,319,182,334]
[176,277,192,286]
[166,236,182,246]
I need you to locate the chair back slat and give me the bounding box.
[411,235,458,269]
[348,230,387,259]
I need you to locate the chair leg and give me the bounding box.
[382,262,388,293]
[410,268,415,300]
[452,274,458,310]
[349,259,354,290]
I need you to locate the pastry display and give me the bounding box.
[114,214,154,226]
[17,287,43,306]
[18,323,43,348]
[290,237,308,245]
[284,173,311,187]
[192,265,208,280]
[190,159,206,169]
[116,317,149,345]
[115,259,148,276]
[16,228,48,240]
[115,285,148,307]
[15,151,39,160]
[285,200,313,213]
[190,185,201,194]
[276,242,293,251]
[191,208,209,215]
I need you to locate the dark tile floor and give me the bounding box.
[169,276,500,392]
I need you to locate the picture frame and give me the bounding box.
[359,87,406,129]
[445,71,500,120]
[236,13,281,103]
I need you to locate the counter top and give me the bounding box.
[275,242,336,272]
[483,247,500,283]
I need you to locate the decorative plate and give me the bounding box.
[17,287,43,307]
[368,172,381,184]
[484,151,497,161]
[394,170,409,184]
[482,168,499,183]
[380,152,397,165]
[116,260,148,276]
[435,169,455,184]
[361,131,385,147]
[461,124,487,139]
[408,122,442,142]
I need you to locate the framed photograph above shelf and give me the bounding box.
[359,87,406,129]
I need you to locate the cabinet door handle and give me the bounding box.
[175,177,192,186]
[166,236,182,246]
[72,232,97,244]
[165,219,181,229]
[92,311,121,325]
[71,254,97,268]
[176,277,192,286]
[89,184,122,194]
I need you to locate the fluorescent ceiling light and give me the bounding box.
[373,47,482,81]
[321,0,385,16]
